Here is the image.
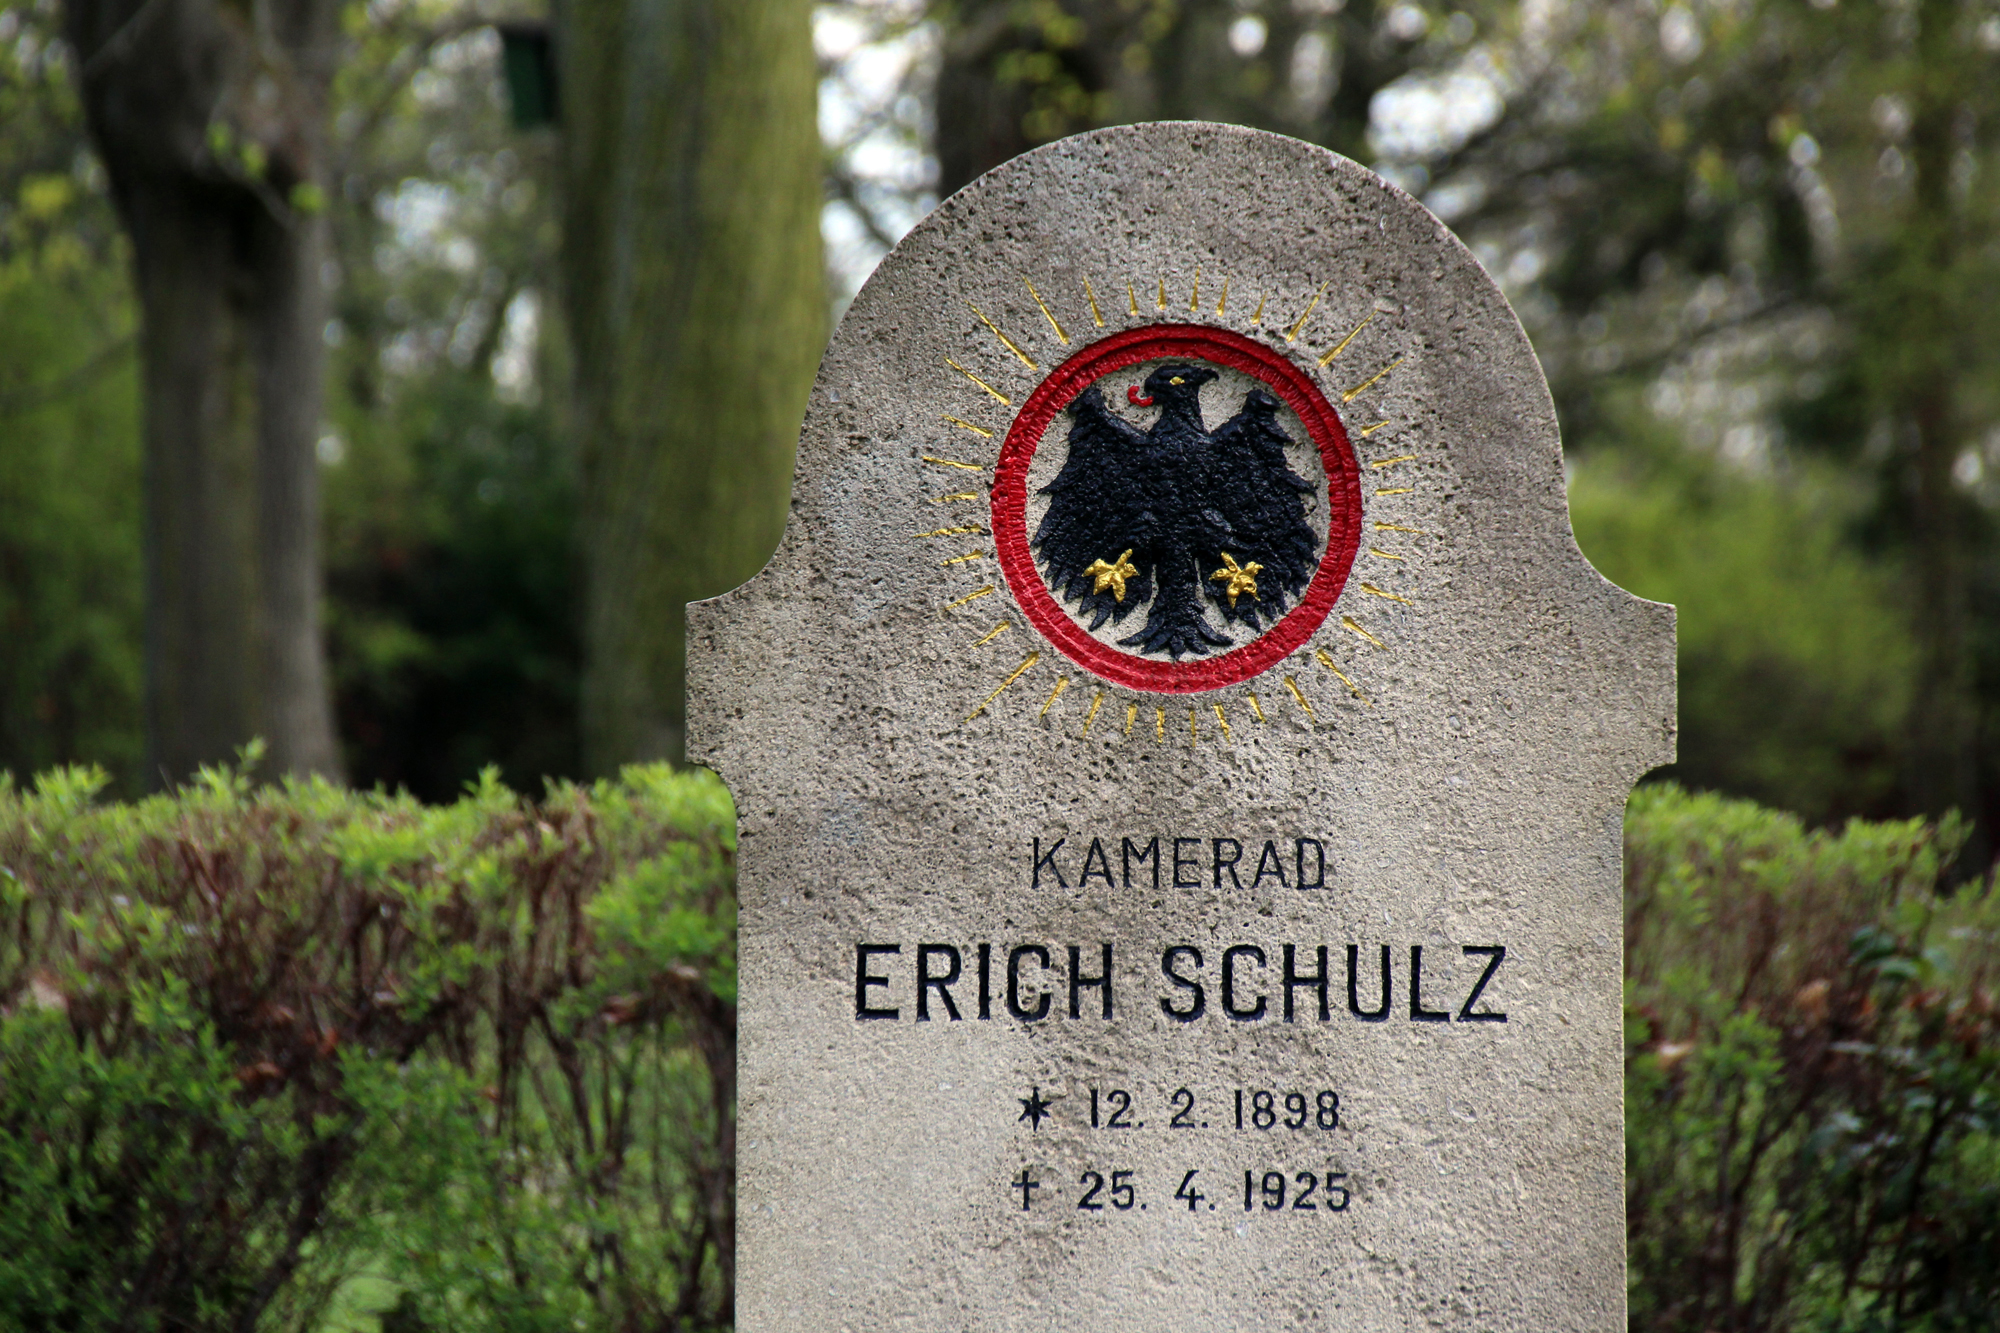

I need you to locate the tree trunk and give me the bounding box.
[66,0,343,786]
[558,0,825,774]
[1898,0,1983,866]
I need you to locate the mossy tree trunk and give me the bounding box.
[65,0,344,787]
[1886,0,1987,865]
[558,0,825,774]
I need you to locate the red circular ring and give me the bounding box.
[991,324,1363,693]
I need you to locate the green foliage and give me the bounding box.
[3,767,1997,1329]
[0,761,737,1332]
[1571,428,1916,825]
[0,5,143,793]
[322,377,578,802]
[320,21,577,800]
[1625,785,2000,1332]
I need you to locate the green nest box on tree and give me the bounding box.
[499,23,558,129]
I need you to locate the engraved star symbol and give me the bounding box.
[1018,1086,1055,1131]
[1083,549,1139,602]
[1209,551,1262,608]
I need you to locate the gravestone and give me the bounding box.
[688,122,1674,1331]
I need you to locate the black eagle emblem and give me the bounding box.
[1033,363,1319,658]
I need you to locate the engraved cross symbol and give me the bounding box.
[1013,1169,1040,1211]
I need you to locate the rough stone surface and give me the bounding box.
[689,122,1675,1332]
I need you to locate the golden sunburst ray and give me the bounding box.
[1359,420,1392,436]
[1284,675,1317,721]
[1211,703,1231,739]
[1082,691,1105,736]
[1367,546,1404,561]
[1246,691,1265,722]
[1215,273,1229,317]
[966,303,1036,369]
[1124,703,1138,737]
[944,585,996,611]
[940,415,992,438]
[1341,615,1384,648]
[914,525,986,538]
[1023,277,1068,345]
[1360,582,1413,605]
[1343,357,1403,403]
[1285,281,1329,342]
[965,651,1040,720]
[1188,264,1201,312]
[1039,677,1069,717]
[1315,649,1368,702]
[944,356,1009,405]
[971,622,1010,646]
[923,454,983,470]
[1316,309,1376,367]
[1371,454,1417,470]
[1083,276,1104,328]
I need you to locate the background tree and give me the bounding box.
[64,0,344,785]
[1413,0,2000,861]
[906,0,2000,870]
[317,15,579,799]
[931,0,1448,196]
[0,5,142,790]
[558,0,826,774]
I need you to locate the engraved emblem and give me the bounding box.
[923,269,1416,734]
[990,324,1364,694]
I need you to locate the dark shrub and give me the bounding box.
[0,757,736,1332]
[1625,786,2000,1333]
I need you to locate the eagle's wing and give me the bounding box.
[1199,389,1320,630]
[1032,385,1158,630]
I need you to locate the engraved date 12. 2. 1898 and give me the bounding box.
[1016,1083,1342,1133]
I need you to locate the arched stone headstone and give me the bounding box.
[690,121,1675,1332]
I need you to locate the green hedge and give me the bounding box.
[1,767,1994,1331]
[1626,787,1999,1332]
[0,756,737,1332]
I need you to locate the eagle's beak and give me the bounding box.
[1127,385,1155,407]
